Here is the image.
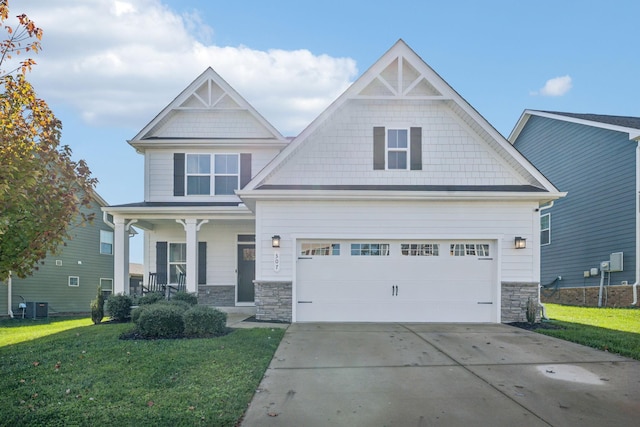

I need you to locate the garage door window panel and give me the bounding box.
[450,243,490,257]
[351,243,390,256]
[401,243,439,256]
[301,243,340,256]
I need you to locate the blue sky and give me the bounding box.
[14,0,640,262]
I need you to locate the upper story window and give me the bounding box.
[100,230,113,255]
[183,154,240,196]
[387,129,408,170]
[541,213,550,246]
[214,154,239,195]
[186,154,211,195]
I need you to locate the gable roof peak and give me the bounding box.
[129,66,286,145]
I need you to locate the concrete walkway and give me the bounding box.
[241,323,640,427]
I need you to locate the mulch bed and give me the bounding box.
[508,321,564,331]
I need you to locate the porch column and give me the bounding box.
[113,216,130,295]
[177,219,198,293]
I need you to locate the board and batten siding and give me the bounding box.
[0,199,114,315]
[255,199,540,283]
[514,116,636,288]
[266,100,526,187]
[144,148,281,202]
[145,220,254,289]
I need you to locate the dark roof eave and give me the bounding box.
[255,184,548,192]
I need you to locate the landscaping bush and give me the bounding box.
[158,299,192,313]
[90,285,104,324]
[131,305,148,323]
[183,306,228,337]
[106,294,133,321]
[137,292,165,305]
[135,304,185,338]
[171,291,198,306]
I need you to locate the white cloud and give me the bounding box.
[533,75,573,97]
[23,0,358,136]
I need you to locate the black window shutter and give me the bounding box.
[410,127,422,170]
[173,153,185,196]
[373,127,385,170]
[156,241,168,284]
[198,242,207,285]
[240,153,252,189]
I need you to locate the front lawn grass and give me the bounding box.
[0,317,285,426]
[538,303,640,360]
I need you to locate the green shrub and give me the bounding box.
[106,294,133,321]
[183,306,228,337]
[131,305,148,323]
[138,292,165,305]
[171,291,198,306]
[136,305,185,338]
[158,299,192,313]
[90,285,104,324]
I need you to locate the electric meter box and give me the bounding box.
[609,252,623,272]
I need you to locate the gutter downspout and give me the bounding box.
[537,201,555,319]
[633,142,640,305]
[7,272,13,319]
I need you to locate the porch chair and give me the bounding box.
[142,272,167,295]
[167,272,186,299]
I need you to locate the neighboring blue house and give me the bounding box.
[510,110,640,306]
[1,193,115,318]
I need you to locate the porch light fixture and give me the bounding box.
[271,235,281,248]
[514,236,526,249]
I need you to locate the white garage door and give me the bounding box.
[296,240,497,322]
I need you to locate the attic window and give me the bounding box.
[387,129,408,169]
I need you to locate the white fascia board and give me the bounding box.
[507,110,533,143]
[102,205,254,218]
[237,189,566,203]
[130,139,289,151]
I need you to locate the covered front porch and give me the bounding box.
[103,203,257,307]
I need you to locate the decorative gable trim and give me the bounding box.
[244,39,560,195]
[130,67,287,150]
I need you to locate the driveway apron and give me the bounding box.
[241,323,640,427]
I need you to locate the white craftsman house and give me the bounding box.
[105,40,564,323]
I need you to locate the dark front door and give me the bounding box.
[237,244,255,302]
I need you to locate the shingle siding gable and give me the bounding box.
[514,116,636,288]
[264,100,524,187]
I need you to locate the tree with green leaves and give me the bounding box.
[0,0,97,279]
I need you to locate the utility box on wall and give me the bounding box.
[609,252,623,273]
[25,302,48,319]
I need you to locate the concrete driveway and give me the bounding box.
[241,323,640,426]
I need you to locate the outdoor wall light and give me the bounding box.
[271,235,281,248]
[514,236,526,249]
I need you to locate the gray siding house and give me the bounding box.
[1,193,115,317]
[510,110,640,306]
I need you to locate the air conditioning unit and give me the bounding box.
[24,302,48,319]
